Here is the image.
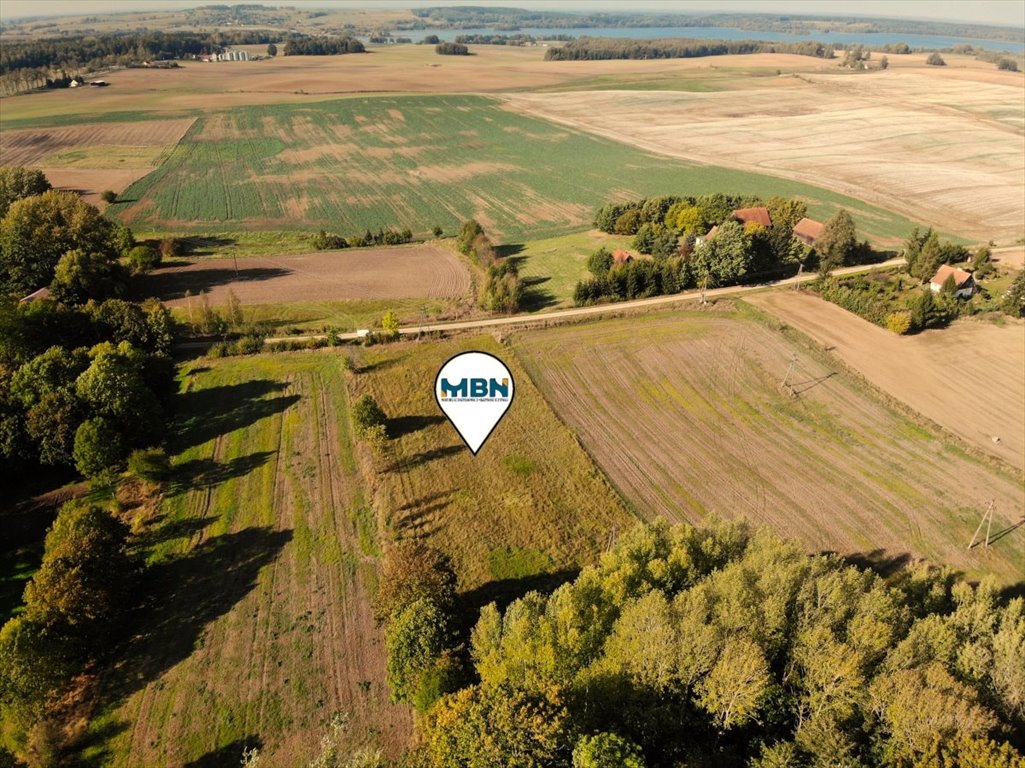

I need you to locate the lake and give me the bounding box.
[412,25,1024,54]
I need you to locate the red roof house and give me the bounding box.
[19,287,52,304]
[792,217,824,246]
[612,249,633,265]
[929,265,977,299]
[732,207,773,228]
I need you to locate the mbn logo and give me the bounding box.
[440,378,510,398]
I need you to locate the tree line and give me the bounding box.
[282,37,365,56]
[310,226,414,250]
[435,42,471,56]
[1,167,177,486]
[545,38,836,61]
[456,220,523,313]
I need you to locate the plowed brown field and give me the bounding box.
[747,290,1025,471]
[0,118,194,205]
[504,60,1025,242]
[137,244,471,305]
[512,309,1024,584]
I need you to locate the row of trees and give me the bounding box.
[310,227,414,250]
[545,37,836,62]
[283,37,365,56]
[414,519,1025,767]
[435,43,470,56]
[457,220,523,313]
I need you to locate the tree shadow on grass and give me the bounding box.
[386,414,444,439]
[505,253,558,311]
[166,451,277,496]
[103,526,293,707]
[837,548,914,578]
[456,569,580,636]
[172,380,300,451]
[183,735,262,767]
[131,266,291,302]
[383,445,462,473]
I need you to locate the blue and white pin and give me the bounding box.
[435,351,515,455]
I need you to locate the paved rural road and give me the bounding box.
[253,258,906,345]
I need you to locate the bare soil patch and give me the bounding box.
[137,244,471,305]
[513,311,1024,583]
[503,60,1025,241]
[42,167,155,207]
[0,118,194,166]
[747,290,1025,471]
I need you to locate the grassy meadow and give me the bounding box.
[83,353,410,766]
[107,94,925,243]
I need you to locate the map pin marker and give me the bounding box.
[435,351,515,455]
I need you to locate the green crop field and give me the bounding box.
[109,94,924,244]
[510,307,1025,585]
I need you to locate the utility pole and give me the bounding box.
[968,500,995,549]
[780,354,798,396]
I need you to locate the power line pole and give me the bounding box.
[968,500,995,549]
[780,354,798,397]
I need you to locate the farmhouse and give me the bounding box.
[696,225,719,245]
[732,206,773,228]
[792,217,824,246]
[612,249,633,264]
[930,264,977,298]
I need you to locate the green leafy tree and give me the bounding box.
[127,244,160,273]
[50,248,124,304]
[76,341,162,441]
[72,416,123,477]
[1003,270,1025,318]
[26,389,82,466]
[10,346,89,409]
[0,167,50,218]
[0,190,117,296]
[375,540,457,620]
[351,394,386,439]
[456,219,484,256]
[266,42,277,57]
[381,310,400,335]
[695,636,772,729]
[691,219,751,287]
[765,196,808,231]
[423,683,571,768]
[386,597,450,704]
[23,502,133,642]
[99,190,117,204]
[816,209,858,272]
[586,247,613,276]
[572,732,646,768]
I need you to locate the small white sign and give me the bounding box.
[435,351,515,455]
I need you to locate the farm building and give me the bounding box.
[792,217,824,246]
[19,287,52,304]
[929,265,977,298]
[732,206,773,228]
[217,50,249,61]
[612,249,633,264]
[696,225,719,245]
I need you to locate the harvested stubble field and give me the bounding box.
[511,308,1024,584]
[504,57,1025,242]
[108,93,922,242]
[747,290,1025,471]
[349,334,634,592]
[0,118,194,206]
[86,354,410,766]
[0,47,842,127]
[135,244,472,306]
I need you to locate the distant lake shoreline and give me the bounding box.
[399,26,1025,54]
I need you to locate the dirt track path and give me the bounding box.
[747,291,1025,471]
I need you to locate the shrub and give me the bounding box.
[351,394,386,438]
[127,245,160,273]
[100,190,117,204]
[885,310,913,335]
[997,58,1018,71]
[73,416,124,477]
[311,230,348,250]
[435,42,469,55]
[127,447,170,483]
[381,310,400,335]
[926,52,946,66]
[432,225,443,237]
